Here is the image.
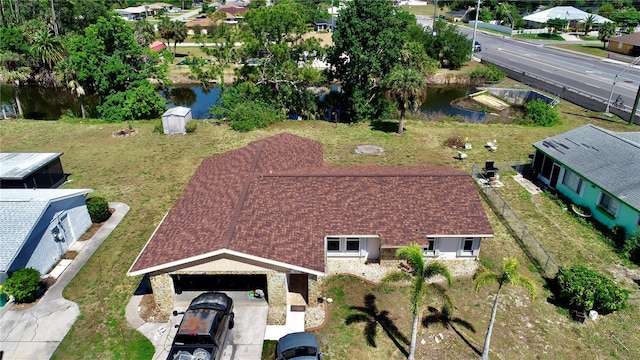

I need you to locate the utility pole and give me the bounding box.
[630,83,640,125]
[471,0,481,56]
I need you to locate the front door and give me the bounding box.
[288,274,308,304]
[550,164,561,189]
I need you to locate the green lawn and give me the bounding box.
[514,33,564,41]
[549,43,611,58]
[1,83,637,359]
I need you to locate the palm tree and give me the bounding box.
[383,68,426,135]
[28,29,64,70]
[474,257,536,360]
[382,243,453,360]
[598,21,616,49]
[67,80,86,118]
[583,14,596,35]
[171,21,188,55]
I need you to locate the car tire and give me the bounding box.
[229,313,235,329]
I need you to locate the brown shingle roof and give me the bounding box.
[610,32,640,47]
[129,133,493,275]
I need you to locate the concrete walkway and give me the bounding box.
[0,203,129,360]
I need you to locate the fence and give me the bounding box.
[481,59,640,125]
[472,161,560,277]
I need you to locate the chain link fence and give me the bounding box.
[473,161,559,277]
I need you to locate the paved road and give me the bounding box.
[415,16,639,118]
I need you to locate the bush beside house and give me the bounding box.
[3,267,42,303]
[86,196,111,223]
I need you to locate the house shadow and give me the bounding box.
[345,293,409,357]
[422,306,481,356]
[370,120,400,133]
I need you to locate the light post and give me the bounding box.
[471,0,481,56]
[604,56,640,115]
[501,2,514,35]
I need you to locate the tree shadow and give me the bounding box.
[345,293,409,357]
[370,120,400,133]
[422,306,481,356]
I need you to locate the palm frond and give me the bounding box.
[423,262,453,285]
[474,268,500,292]
[381,270,413,285]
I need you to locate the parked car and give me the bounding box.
[276,332,323,360]
[474,41,482,52]
[167,292,235,360]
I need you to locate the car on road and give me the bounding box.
[474,41,482,52]
[276,332,323,360]
[167,292,235,360]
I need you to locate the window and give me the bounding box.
[423,238,437,256]
[327,238,340,252]
[598,193,619,216]
[346,238,360,252]
[463,238,474,252]
[562,170,583,194]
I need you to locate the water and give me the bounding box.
[1,84,483,121]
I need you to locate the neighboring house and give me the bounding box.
[185,17,215,35]
[445,10,469,23]
[0,189,93,283]
[314,17,337,32]
[522,6,611,30]
[147,2,174,14]
[149,40,167,52]
[114,6,147,20]
[608,33,640,57]
[128,133,494,316]
[532,124,640,238]
[0,152,67,189]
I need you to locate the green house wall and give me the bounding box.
[556,167,640,238]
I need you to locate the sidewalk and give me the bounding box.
[0,203,129,360]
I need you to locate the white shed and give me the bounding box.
[162,106,192,135]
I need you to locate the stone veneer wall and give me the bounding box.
[150,273,174,315]
[308,275,320,307]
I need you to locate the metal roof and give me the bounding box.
[533,124,640,210]
[162,106,191,117]
[0,152,63,180]
[0,189,92,273]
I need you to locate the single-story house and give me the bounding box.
[114,6,148,20]
[147,2,174,14]
[314,17,337,32]
[445,10,469,23]
[532,124,640,238]
[0,189,93,283]
[128,133,494,317]
[185,17,215,35]
[522,6,611,30]
[217,5,249,17]
[608,33,640,57]
[0,152,67,189]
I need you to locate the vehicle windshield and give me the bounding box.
[282,346,318,359]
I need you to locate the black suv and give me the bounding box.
[167,292,235,360]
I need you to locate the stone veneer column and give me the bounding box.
[308,275,320,307]
[267,272,287,306]
[150,273,174,315]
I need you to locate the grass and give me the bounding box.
[0,80,637,359]
[548,43,610,58]
[514,33,564,41]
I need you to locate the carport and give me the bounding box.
[172,274,268,301]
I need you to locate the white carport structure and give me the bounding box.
[523,6,612,27]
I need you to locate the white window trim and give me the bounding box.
[423,237,439,257]
[326,236,369,257]
[458,237,479,257]
[561,169,584,196]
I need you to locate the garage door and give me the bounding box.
[172,274,268,299]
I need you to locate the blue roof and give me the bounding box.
[0,189,92,273]
[533,124,640,211]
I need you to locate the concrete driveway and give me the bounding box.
[143,291,268,360]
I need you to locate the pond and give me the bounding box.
[1,84,484,121]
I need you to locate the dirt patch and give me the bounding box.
[78,223,101,241]
[112,128,137,137]
[138,293,170,323]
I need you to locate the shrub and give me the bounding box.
[556,265,629,314]
[226,100,284,132]
[520,99,561,127]
[4,268,42,303]
[86,196,111,223]
[153,120,164,134]
[468,64,506,83]
[185,120,197,133]
[611,225,627,248]
[622,234,640,265]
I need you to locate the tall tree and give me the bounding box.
[598,21,617,49]
[171,20,188,55]
[0,51,31,117]
[382,68,426,135]
[474,257,536,360]
[328,0,410,121]
[381,244,453,360]
[28,28,64,70]
[583,14,596,35]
